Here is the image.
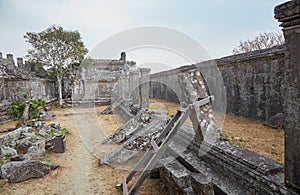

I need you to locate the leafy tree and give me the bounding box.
[127,61,136,66]
[233,32,284,54]
[24,25,88,105]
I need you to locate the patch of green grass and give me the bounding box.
[221,133,243,147]
[4,153,12,161]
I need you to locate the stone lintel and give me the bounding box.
[275,0,300,29]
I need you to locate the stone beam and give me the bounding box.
[139,68,151,108]
[275,0,300,192]
[129,71,140,106]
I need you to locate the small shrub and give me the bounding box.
[6,100,25,119]
[6,97,46,120]
[29,98,46,119]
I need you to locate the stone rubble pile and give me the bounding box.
[0,123,67,183]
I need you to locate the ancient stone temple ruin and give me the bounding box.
[0,53,57,122]
[72,52,126,105]
[0,53,56,104]
[72,52,150,112]
[0,1,299,194]
[72,52,151,124]
[99,1,300,194]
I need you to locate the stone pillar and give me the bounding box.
[129,71,140,105]
[275,0,300,192]
[118,75,124,99]
[139,68,151,108]
[0,52,2,59]
[24,61,31,72]
[120,74,130,103]
[120,52,126,62]
[6,54,14,65]
[17,58,23,69]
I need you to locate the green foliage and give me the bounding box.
[25,25,88,68]
[127,60,136,66]
[29,98,46,119]
[6,100,25,119]
[116,184,123,192]
[6,98,46,120]
[24,25,88,105]
[4,153,12,161]
[47,128,69,138]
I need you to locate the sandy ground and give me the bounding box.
[0,98,284,194]
[0,106,167,195]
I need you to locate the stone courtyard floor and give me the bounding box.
[0,98,284,194]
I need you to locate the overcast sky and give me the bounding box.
[0,0,286,72]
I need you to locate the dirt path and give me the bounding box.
[0,107,166,195]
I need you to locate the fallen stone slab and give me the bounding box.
[100,112,169,165]
[24,140,45,158]
[46,135,66,153]
[0,126,34,146]
[159,157,192,195]
[0,145,18,157]
[100,98,123,115]
[102,109,161,144]
[0,160,58,183]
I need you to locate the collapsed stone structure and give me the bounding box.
[103,67,293,194]
[99,1,300,194]
[0,123,66,183]
[0,53,57,123]
[0,1,298,193]
[0,53,57,104]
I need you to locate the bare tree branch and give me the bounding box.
[233,32,284,54]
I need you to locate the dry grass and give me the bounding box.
[222,115,284,163]
[149,98,284,163]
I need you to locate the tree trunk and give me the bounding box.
[58,79,63,106]
[16,101,30,128]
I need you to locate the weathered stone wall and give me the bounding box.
[3,78,56,102]
[150,45,285,122]
[0,53,57,104]
[72,55,126,105]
